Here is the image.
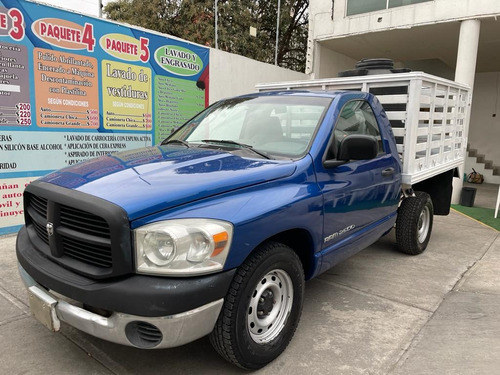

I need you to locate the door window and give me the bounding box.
[333,100,384,157]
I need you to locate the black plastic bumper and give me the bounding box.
[17,226,236,317]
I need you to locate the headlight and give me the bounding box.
[134,219,233,276]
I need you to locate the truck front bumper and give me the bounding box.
[19,263,224,349]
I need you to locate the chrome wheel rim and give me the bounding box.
[417,205,430,243]
[247,269,294,344]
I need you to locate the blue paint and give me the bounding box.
[0,225,22,236]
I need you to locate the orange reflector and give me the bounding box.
[211,232,229,257]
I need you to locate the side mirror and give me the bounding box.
[323,134,378,169]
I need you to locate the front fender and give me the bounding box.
[131,156,324,275]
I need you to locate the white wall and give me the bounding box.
[209,49,308,103]
[310,42,357,78]
[469,72,500,166]
[404,59,455,80]
[311,0,500,40]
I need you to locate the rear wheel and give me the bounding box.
[210,242,304,369]
[396,191,434,255]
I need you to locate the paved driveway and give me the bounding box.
[0,211,499,374]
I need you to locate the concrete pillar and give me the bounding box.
[452,19,481,204]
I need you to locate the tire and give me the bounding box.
[210,242,305,369]
[396,191,433,255]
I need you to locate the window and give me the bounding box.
[388,0,431,8]
[346,0,386,16]
[333,100,384,157]
[346,0,432,16]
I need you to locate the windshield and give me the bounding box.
[166,95,332,159]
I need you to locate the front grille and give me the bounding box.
[62,236,113,268]
[23,183,132,279]
[26,193,112,269]
[60,205,111,239]
[32,220,49,245]
[29,195,48,218]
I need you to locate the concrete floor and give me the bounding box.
[0,210,499,374]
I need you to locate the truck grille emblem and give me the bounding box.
[46,222,54,237]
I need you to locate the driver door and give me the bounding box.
[317,99,400,267]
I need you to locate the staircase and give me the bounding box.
[466,145,500,184]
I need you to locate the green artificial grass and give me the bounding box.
[451,204,500,231]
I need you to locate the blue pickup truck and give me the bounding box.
[17,89,453,369]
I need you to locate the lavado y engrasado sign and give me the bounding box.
[155,45,204,76]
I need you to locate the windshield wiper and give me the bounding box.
[161,139,190,147]
[201,139,272,160]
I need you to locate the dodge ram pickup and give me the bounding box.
[17,77,469,369]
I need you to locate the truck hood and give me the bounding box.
[39,146,296,220]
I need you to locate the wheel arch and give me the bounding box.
[412,169,454,215]
[253,228,316,280]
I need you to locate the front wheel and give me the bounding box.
[396,191,434,255]
[210,242,304,369]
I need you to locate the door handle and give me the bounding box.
[382,167,395,177]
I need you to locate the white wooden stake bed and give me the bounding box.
[257,72,471,186]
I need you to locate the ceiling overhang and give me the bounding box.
[319,18,500,73]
